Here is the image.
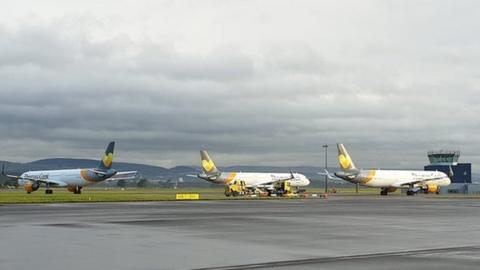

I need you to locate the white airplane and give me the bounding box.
[322,144,451,196]
[2,141,137,194]
[193,150,310,195]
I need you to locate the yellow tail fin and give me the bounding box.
[337,143,356,171]
[99,141,114,170]
[200,150,219,174]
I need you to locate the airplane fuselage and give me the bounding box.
[335,169,451,188]
[18,168,117,187]
[201,172,310,187]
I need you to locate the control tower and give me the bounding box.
[424,150,471,183]
[427,150,460,165]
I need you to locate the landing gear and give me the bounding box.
[380,189,388,196]
[45,183,53,194]
[74,186,82,194]
[406,190,415,196]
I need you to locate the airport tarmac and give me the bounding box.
[1,196,480,270]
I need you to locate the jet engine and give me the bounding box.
[424,184,439,194]
[24,181,40,193]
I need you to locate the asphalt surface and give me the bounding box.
[1,196,480,270]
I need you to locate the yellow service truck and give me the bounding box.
[274,181,293,196]
[225,180,246,197]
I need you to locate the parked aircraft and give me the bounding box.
[322,143,451,196]
[2,142,136,194]
[193,150,310,195]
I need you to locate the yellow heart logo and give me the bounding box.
[339,154,351,169]
[102,153,113,167]
[202,159,215,172]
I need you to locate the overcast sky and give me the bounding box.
[0,0,479,170]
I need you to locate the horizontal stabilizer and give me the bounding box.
[107,171,137,181]
[317,169,342,180]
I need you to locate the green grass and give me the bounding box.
[0,187,371,204]
[0,188,229,204]
[5,186,475,204]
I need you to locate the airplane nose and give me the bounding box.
[305,178,311,185]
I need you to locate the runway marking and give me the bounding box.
[191,246,480,270]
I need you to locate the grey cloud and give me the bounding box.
[133,46,255,81]
[0,2,479,171]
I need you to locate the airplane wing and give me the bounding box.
[392,166,453,188]
[255,171,296,186]
[40,179,68,187]
[5,174,68,187]
[2,165,66,187]
[5,173,29,180]
[392,176,448,188]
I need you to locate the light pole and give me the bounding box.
[323,144,328,193]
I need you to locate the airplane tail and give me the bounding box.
[337,143,357,171]
[98,141,115,171]
[200,150,219,175]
